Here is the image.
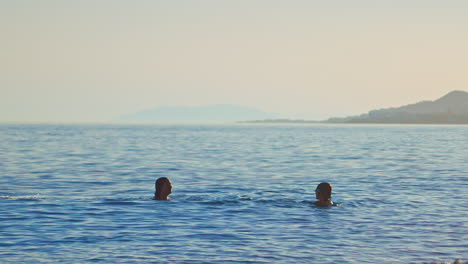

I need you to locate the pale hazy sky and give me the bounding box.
[1,0,468,122]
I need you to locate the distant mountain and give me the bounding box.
[326,90,468,124]
[241,118,319,124]
[117,104,277,123]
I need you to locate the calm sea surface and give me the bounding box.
[0,124,467,264]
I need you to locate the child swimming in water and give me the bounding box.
[314,182,334,207]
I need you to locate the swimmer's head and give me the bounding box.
[154,177,172,200]
[315,182,332,201]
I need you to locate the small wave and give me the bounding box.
[99,200,140,205]
[27,210,67,216]
[81,162,99,166]
[84,181,114,186]
[340,197,389,208]
[170,194,326,208]
[0,194,43,200]
[199,199,242,205]
[0,193,344,208]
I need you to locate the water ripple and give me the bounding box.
[0,124,467,264]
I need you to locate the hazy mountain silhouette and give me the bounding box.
[117,104,277,123]
[326,90,468,124]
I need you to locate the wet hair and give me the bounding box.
[155,177,170,197]
[315,182,332,200]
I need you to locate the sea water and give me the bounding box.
[0,124,467,264]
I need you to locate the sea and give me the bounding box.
[0,124,467,264]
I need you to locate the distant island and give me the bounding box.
[244,90,468,124]
[116,104,277,123]
[117,91,468,124]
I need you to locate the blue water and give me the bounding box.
[1,124,467,264]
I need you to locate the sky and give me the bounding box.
[1,0,468,123]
